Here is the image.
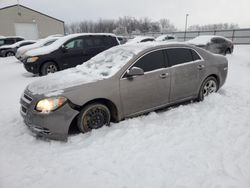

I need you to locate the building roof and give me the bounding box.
[0,4,64,23]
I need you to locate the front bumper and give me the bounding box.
[23,60,40,74]
[20,91,79,141]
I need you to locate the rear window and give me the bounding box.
[103,36,118,46]
[166,48,193,66]
[190,49,201,61]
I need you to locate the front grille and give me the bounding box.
[22,93,32,104]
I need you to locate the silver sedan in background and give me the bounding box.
[20,42,228,141]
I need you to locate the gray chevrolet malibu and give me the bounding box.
[20,42,228,141]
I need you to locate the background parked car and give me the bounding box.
[155,34,177,42]
[23,33,120,75]
[117,36,129,44]
[0,36,24,47]
[0,40,36,57]
[188,35,234,55]
[20,42,228,141]
[15,36,62,61]
[126,36,155,44]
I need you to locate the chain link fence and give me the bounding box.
[140,28,250,44]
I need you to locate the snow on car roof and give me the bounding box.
[27,42,161,95]
[26,33,118,57]
[0,40,36,49]
[126,36,155,44]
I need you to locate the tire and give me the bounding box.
[5,51,15,57]
[197,76,218,101]
[225,48,231,55]
[77,103,111,133]
[40,62,58,76]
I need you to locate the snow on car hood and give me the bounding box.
[25,33,118,57]
[27,43,156,96]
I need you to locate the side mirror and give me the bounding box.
[126,67,144,77]
[61,45,67,53]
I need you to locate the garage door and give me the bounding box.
[14,23,39,40]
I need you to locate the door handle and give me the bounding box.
[197,64,205,70]
[160,73,169,79]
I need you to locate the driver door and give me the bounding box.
[120,50,171,117]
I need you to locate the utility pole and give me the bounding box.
[17,0,21,16]
[184,14,189,41]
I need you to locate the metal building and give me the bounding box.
[0,4,64,40]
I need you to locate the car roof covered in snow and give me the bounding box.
[25,33,118,57]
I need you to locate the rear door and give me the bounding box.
[166,48,203,102]
[120,49,171,116]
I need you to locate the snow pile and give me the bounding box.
[0,46,250,188]
[27,43,154,95]
[26,33,118,57]
[126,36,155,44]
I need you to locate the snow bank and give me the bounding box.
[27,43,154,95]
[26,33,118,57]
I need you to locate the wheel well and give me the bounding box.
[68,98,119,134]
[207,74,220,87]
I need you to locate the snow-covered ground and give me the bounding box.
[0,46,250,188]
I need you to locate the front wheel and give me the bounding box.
[197,76,218,101]
[40,62,58,76]
[77,103,111,133]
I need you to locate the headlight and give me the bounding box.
[36,96,67,113]
[27,56,39,63]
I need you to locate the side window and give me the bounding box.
[5,39,15,44]
[93,37,103,46]
[65,39,83,49]
[166,48,193,66]
[141,38,154,42]
[212,38,225,44]
[103,36,118,46]
[132,50,165,72]
[44,40,56,46]
[82,37,94,48]
[190,49,201,61]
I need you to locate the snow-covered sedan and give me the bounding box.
[188,35,234,55]
[15,36,62,61]
[20,42,228,141]
[0,40,36,57]
[126,36,155,44]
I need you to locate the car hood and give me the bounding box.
[27,68,109,97]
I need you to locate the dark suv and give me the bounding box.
[23,33,120,75]
[0,36,24,47]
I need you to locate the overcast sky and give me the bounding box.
[1,0,250,30]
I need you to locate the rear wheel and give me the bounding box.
[197,76,218,101]
[77,103,111,133]
[5,51,15,57]
[40,62,58,76]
